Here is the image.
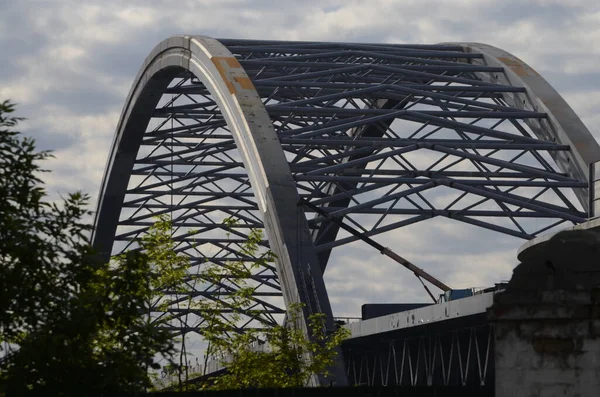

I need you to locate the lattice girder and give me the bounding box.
[92,36,600,386]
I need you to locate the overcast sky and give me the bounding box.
[2,0,600,319]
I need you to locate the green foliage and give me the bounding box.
[149,217,351,390]
[143,216,349,391]
[0,101,176,395]
[207,304,350,390]
[127,214,194,390]
[0,99,348,394]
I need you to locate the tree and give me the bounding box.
[147,217,351,390]
[205,304,350,390]
[128,214,193,390]
[0,99,349,394]
[0,100,176,395]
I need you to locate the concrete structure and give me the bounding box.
[494,223,600,396]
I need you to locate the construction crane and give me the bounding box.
[299,199,450,302]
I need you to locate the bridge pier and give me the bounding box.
[493,224,600,397]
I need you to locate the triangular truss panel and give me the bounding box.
[218,39,594,271]
[110,76,285,336]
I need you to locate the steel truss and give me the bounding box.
[344,324,494,387]
[92,36,600,385]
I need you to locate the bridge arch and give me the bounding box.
[92,36,599,385]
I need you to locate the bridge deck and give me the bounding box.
[341,291,498,388]
[344,291,496,340]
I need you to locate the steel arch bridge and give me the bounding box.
[92,36,600,385]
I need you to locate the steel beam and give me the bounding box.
[93,36,598,386]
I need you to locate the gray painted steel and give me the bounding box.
[456,42,600,211]
[591,161,600,217]
[345,292,495,339]
[92,36,599,385]
[92,35,341,385]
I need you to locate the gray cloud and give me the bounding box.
[2,0,600,361]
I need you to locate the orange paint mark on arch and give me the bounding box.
[211,56,256,94]
[498,57,540,77]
